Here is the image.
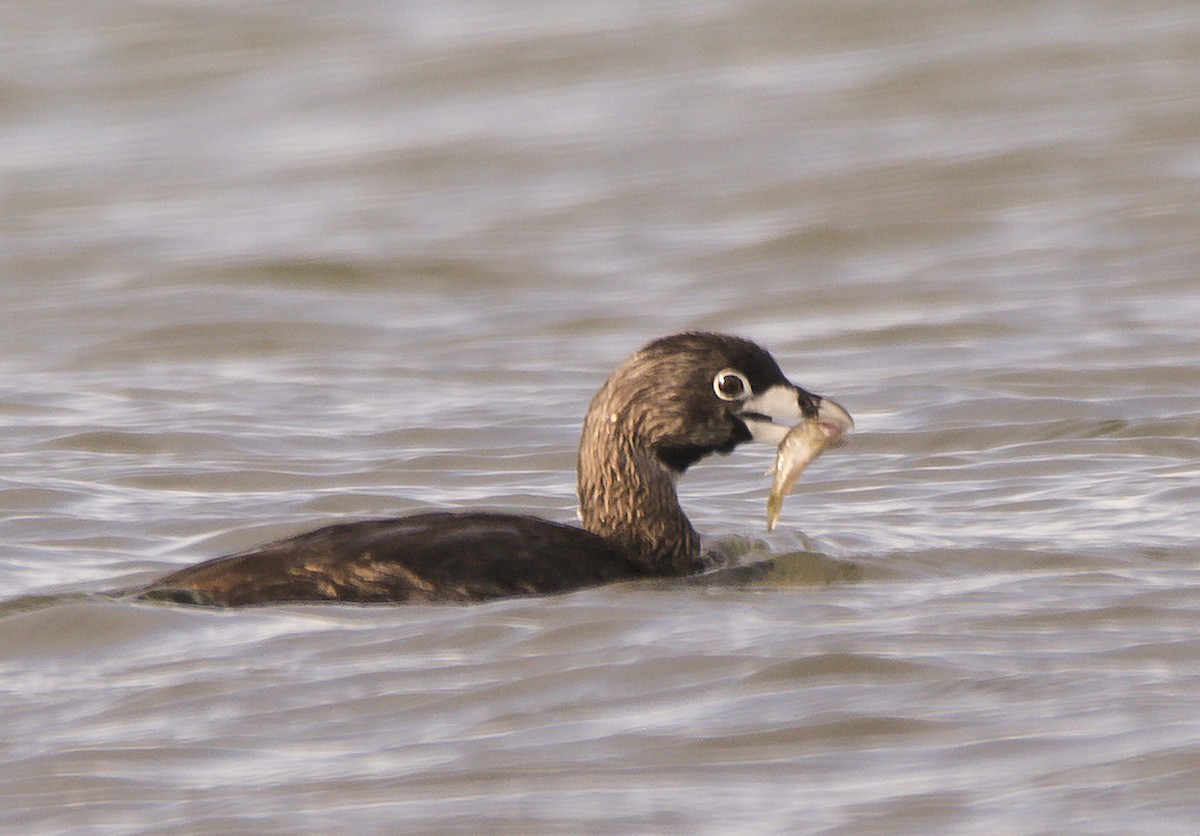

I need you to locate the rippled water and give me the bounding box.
[3,0,1199,831]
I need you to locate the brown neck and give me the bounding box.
[576,412,700,576]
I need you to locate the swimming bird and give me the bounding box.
[136,332,851,606]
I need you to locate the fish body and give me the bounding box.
[766,400,853,531]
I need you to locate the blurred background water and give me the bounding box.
[2,1,1199,832]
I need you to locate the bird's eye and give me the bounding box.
[713,369,751,401]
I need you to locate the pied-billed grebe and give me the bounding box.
[136,332,851,605]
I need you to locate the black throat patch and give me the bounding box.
[655,420,752,474]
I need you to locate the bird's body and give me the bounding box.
[135,332,851,606]
[141,512,644,606]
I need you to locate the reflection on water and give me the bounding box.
[2,0,1199,831]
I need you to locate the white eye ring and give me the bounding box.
[713,369,751,401]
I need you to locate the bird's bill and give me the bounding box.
[738,384,854,445]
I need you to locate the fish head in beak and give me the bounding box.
[736,382,854,446]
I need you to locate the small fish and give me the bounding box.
[766,400,853,531]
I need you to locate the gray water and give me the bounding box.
[3,1,1199,832]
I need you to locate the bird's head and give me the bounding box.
[587,332,853,475]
